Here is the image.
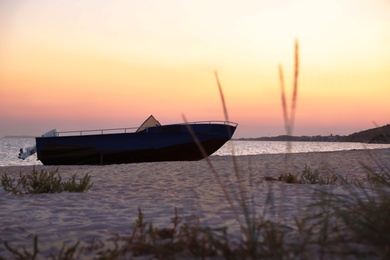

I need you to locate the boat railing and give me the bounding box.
[56,121,238,137]
[57,127,139,136]
[179,121,238,127]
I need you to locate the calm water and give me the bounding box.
[1,137,390,166]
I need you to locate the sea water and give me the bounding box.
[214,140,390,156]
[1,137,390,166]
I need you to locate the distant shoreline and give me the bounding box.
[236,124,390,144]
[2,136,35,138]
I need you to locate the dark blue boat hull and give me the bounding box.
[36,123,236,165]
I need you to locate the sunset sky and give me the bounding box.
[1,0,389,138]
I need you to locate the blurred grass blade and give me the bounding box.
[214,70,229,122]
[290,39,300,130]
[182,114,245,233]
[278,64,289,134]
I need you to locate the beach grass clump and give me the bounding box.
[340,192,390,255]
[278,164,338,185]
[278,172,299,183]
[340,174,390,256]
[1,167,92,194]
[115,208,235,259]
[362,163,390,186]
[306,162,390,258]
[4,234,82,260]
[3,234,39,260]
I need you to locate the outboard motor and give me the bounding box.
[18,129,58,160]
[18,146,37,160]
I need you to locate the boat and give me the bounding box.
[18,115,237,165]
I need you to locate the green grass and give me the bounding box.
[1,167,93,194]
[277,164,338,184]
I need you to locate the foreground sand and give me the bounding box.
[1,148,389,257]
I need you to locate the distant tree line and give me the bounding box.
[238,124,390,144]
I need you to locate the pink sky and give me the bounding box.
[1,0,389,138]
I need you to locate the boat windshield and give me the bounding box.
[136,115,161,132]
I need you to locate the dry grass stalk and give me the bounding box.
[278,39,299,136]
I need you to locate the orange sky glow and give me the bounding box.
[1,0,389,138]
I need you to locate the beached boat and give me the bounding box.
[18,115,237,165]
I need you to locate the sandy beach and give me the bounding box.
[1,148,389,258]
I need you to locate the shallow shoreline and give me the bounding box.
[1,148,389,257]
